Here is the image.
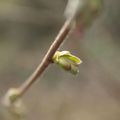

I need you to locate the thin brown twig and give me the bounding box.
[18,19,72,97]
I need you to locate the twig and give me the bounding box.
[18,19,72,97]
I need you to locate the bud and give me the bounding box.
[52,51,82,75]
[1,88,26,120]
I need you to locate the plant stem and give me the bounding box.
[18,19,72,97]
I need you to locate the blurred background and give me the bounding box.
[0,0,120,120]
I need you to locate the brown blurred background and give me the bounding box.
[0,0,120,120]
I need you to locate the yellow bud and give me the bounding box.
[53,51,82,75]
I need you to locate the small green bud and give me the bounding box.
[52,51,82,75]
[2,88,26,119]
[7,88,20,103]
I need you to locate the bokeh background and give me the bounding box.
[0,0,120,120]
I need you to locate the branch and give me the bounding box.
[18,19,72,97]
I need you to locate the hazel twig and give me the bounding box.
[18,19,72,97]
